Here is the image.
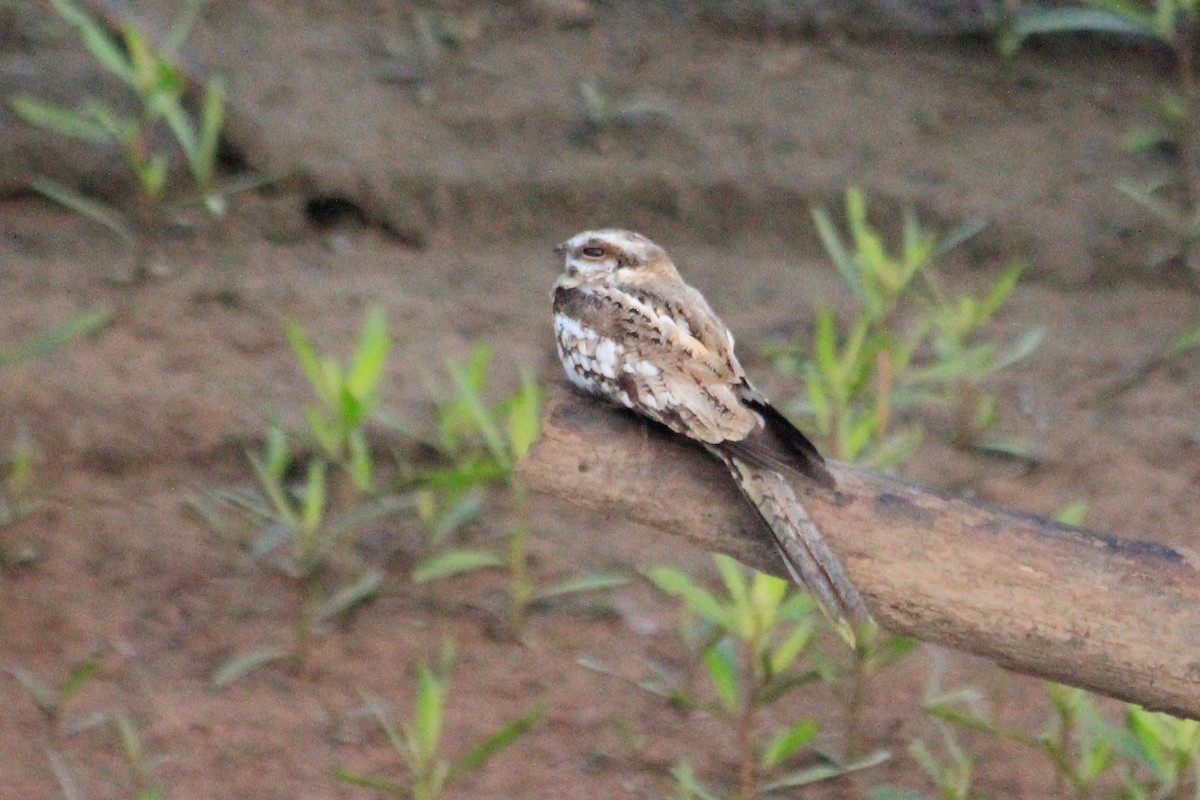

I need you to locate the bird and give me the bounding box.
[551,228,871,640]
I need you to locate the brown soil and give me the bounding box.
[1,2,1198,799]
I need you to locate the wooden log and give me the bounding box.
[517,382,1200,720]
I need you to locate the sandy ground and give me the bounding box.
[1,2,1198,798]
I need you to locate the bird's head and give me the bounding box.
[554,229,678,282]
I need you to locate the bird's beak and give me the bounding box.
[552,241,567,255]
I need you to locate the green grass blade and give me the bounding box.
[347,306,390,398]
[411,549,503,583]
[506,371,542,460]
[760,748,891,790]
[284,318,332,404]
[428,489,484,544]
[27,177,132,241]
[49,0,137,86]
[412,663,445,762]
[994,326,1044,372]
[209,647,288,689]
[334,766,406,793]
[645,566,735,630]
[531,569,632,601]
[1166,325,1200,358]
[761,719,818,770]
[702,637,740,713]
[445,353,507,467]
[934,216,989,260]
[8,665,59,716]
[9,96,109,142]
[451,700,545,779]
[316,569,383,623]
[812,206,861,299]
[769,619,815,675]
[0,308,112,369]
[60,651,103,703]
[1006,6,1158,54]
[46,748,83,800]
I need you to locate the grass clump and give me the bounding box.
[196,306,410,670]
[336,639,544,799]
[8,0,260,279]
[768,187,1041,466]
[647,555,890,798]
[410,343,629,634]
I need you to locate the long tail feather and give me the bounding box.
[722,454,871,641]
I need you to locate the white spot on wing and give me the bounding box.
[594,338,619,379]
[554,314,598,341]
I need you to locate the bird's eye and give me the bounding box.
[580,246,606,258]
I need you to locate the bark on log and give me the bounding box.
[518,382,1200,720]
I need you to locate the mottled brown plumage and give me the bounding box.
[551,229,870,636]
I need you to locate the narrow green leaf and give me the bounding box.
[531,569,632,600]
[413,663,445,759]
[347,429,372,489]
[316,569,383,622]
[748,567,789,616]
[1006,6,1159,56]
[60,651,103,702]
[1126,705,1173,778]
[334,766,406,793]
[761,747,891,790]
[445,349,507,467]
[0,307,112,369]
[65,2,137,85]
[347,306,391,398]
[812,206,861,299]
[110,712,144,766]
[8,666,59,715]
[27,177,132,241]
[136,152,169,200]
[769,619,815,675]
[411,548,503,583]
[976,261,1024,320]
[867,786,929,800]
[761,719,818,770]
[209,647,288,689]
[451,700,545,778]
[1055,501,1088,527]
[506,371,542,460]
[671,758,724,800]
[157,87,197,160]
[756,667,823,706]
[9,96,110,141]
[46,747,83,800]
[1166,325,1200,357]
[356,690,405,756]
[300,458,327,533]
[713,554,750,615]
[195,76,226,188]
[703,637,740,713]
[429,489,484,542]
[284,318,332,404]
[813,308,840,379]
[645,566,735,630]
[934,216,990,260]
[994,326,1044,372]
